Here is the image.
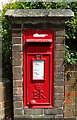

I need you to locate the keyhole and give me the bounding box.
[37,55,41,59]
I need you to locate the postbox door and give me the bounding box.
[26,53,52,108]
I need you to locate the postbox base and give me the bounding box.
[14,116,64,120]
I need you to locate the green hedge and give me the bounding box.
[2,2,77,79]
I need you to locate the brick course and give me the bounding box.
[64,64,77,119]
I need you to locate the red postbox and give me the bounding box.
[23,30,55,108]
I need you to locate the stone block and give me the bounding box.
[56,30,65,37]
[55,59,64,66]
[24,109,43,115]
[14,101,22,108]
[55,86,64,93]
[13,67,22,75]
[55,80,64,86]
[55,93,64,100]
[46,23,65,29]
[12,30,21,37]
[56,65,65,72]
[13,95,22,101]
[65,105,75,111]
[12,23,21,29]
[65,98,73,104]
[55,72,64,79]
[13,87,22,95]
[55,37,65,44]
[13,80,22,87]
[65,85,77,92]
[71,72,77,79]
[56,44,65,51]
[12,59,22,66]
[12,52,22,60]
[13,67,22,80]
[54,100,64,107]
[0,89,4,102]
[64,110,73,118]
[14,109,23,115]
[65,79,77,85]
[13,73,22,80]
[55,51,65,58]
[12,38,21,44]
[23,23,44,29]
[65,92,77,97]
[44,108,57,115]
[12,44,22,52]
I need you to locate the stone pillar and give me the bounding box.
[5,9,74,120]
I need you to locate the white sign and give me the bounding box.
[33,33,48,37]
[33,60,44,80]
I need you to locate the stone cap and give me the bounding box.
[5,9,74,18]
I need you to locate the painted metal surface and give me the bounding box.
[23,30,55,108]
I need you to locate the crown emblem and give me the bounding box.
[34,83,43,90]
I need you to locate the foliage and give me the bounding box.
[65,2,77,64]
[2,12,12,79]
[2,2,77,79]
[65,45,77,64]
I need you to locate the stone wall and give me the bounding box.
[64,64,77,120]
[12,19,65,119]
[0,79,12,120]
[0,12,12,120]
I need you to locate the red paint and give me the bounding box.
[23,30,55,108]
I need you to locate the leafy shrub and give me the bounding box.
[2,2,77,79]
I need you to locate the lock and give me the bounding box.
[23,30,55,108]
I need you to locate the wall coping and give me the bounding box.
[5,9,74,18]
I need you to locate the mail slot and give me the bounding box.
[23,30,55,108]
